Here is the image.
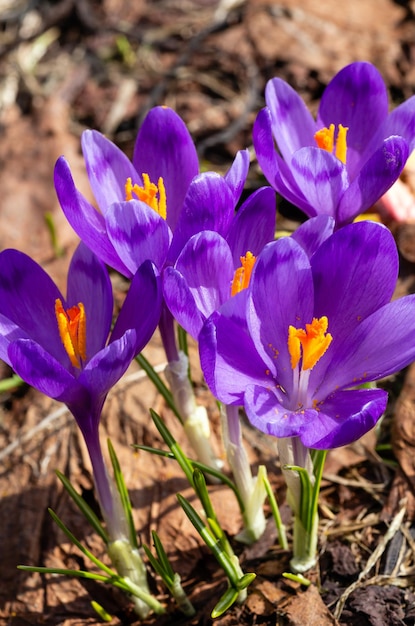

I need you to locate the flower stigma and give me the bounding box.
[125,174,167,219]
[55,298,87,368]
[231,251,256,296]
[314,124,349,164]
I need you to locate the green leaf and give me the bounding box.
[91,600,113,622]
[152,530,175,580]
[150,410,194,484]
[136,353,182,422]
[262,468,288,549]
[237,573,256,590]
[55,471,108,543]
[211,586,239,618]
[107,439,137,549]
[0,374,24,393]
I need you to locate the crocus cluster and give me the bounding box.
[3,59,415,614]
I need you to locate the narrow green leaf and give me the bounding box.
[47,508,115,577]
[55,471,108,543]
[152,531,175,580]
[0,374,24,393]
[193,469,216,522]
[262,469,288,549]
[91,600,113,622]
[177,325,189,359]
[142,543,168,582]
[211,586,239,618]
[17,565,112,583]
[107,439,137,549]
[236,572,256,590]
[150,410,194,484]
[282,572,311,586]
[136,353,182,422]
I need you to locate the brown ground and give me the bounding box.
[1,0,415,624]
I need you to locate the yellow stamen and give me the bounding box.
[55,298,87,368]
[314,124,349,164]
[124,174,167,219]
[230,251,256,296]
[288,316,332,371]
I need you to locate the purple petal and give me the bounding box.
[0,250,66,364]
[111,260,162,352]
[311,221,398,348]
[163,267,206,340]
[0,314,29,365]
[244,384,316,438]
[226,187,276,265]
[168,232,234,333]
[314,294,415,400]
[300,388,388,449]
[8,339,82,403]
[317,62,389,178]
[224,149,249,205]
[81,329,138,400]
[106,200,171,275]
[290,147,348,218]
[66,243,113,359]
[199,292,270,405]
[168,172,236,263]
[54,157,130,276]
[264,78,316,160]
[133,106,199,232]
[363,95,415,159]
[248,237,313,396]
[253,109,314,213]
[291,215,335,258]
[337,136,409,225]
[81,130,137,214]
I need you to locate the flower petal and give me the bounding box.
[168,172,235,263]
[106,200,171,276]
[300,388,388,449]
[244,384,316,438]
[264,78,316,159]
[317,62,389,178]
[111,260,162,352]
[248,237,313,395]
[0,249,66,363]
[163,267,206,340]
[337,136,409,225]
[253,109,314,214]
[81,329,138,400]
[224,149,249,205]
[81,130,137,213]
[8,339,82,402]
[290,147,348,218]
[199,292,269,405]
[0,314,29,365]
[66,243,113,359]
[133,106,199,232]
[54,157,130,276]
[314,294,415,400]
[291,215,335,258]
[311,221,398,348]
[363,95,415,160]
[226,186,276,265]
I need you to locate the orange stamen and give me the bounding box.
[230,251,256,296]
[125,174,167,219]
[288,316,332,371]
[314,124,349,164]
[55,298,87,368]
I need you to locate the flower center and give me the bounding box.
[55,298,87,368]
[288,316,332,371]
[125,173,167,219]
[314,124,349,164]
[230,251,256,296]
[287,316,332,410]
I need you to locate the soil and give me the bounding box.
[1,0,415,625]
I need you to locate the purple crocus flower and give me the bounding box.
[53,105,250,277]
[199,220,415,450]
[0,243,161,538]
[253,62,415,226]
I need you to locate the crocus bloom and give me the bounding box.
[253,61,415,227]
[199,220,415,450]
[0,244,161,535]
